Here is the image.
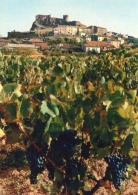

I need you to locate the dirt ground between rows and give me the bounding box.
[0,162,138,195]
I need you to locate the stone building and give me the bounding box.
[107,39,121,48]
[53,25,78,36]
[87,26,107,35]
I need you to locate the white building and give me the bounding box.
[82,41,115,53]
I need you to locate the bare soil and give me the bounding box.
[0,161,138,195]
[0,142,138,194]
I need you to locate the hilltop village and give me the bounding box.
[0,14,138,54]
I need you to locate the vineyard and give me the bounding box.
[0,50,138,194]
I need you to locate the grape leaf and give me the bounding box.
[40,101,56,118]
[121,134,133,153]
[5,103,17,122]
[20,98,31,118]
[53,65,63,76]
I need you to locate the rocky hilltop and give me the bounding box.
[31,14,86,30]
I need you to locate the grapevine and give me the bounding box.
[0,50,137,194]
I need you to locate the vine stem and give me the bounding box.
[15,121,65,175]
[16,121,40,150]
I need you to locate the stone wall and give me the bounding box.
[8,31,36,39]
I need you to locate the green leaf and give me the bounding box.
[20,98,31,118]
[117,107,129,119]
[5,103,17,122]
[135,160,138,170]
[43,116,53,137]
[53,65,63,76]
[97,147,109,159]
[74,81,83,94]
[6,123,22,144]
[126,90,136,104]
[133,134,138,150]
[100,127,115,143]
[121,134,133,153]
[49,117,63,138]
[0,83,22,103]
[46,83,61,96]
[107,80,114,91]
[6,129,22,144]
[40,101,56,118]
[82,98,92,113]
[110,90,125,106]
[54,170,63,181]
[68,179,81,191]
[66,106,76,121]
[134,120,138,132]
[48,102,59,116]
[107,107,129,125]
[83,114,93,128]
[100,76,105,84]
[111,67,126,81]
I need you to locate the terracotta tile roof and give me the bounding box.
[35,42,49,50]
[29,38,43,43]
[84,41,114,48]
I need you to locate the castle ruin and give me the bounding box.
[31,14,86,30]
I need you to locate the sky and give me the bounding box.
[0,0,138,37]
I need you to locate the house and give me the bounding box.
[78,27,92,36]
[106,31,113,36]
[92,35,109,41]
[85,36,91,41]
[87,26,107,35]
[117,37,125,45]
[107,39,120,48]
[82,41,115,53]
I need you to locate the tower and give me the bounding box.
[63,15,69,23]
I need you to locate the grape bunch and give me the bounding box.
[50,129,81,160]
[56,129,81,160]
[104,154,131,190]
[46,129,81,180]
[26,144,48,184]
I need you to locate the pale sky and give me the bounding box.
[0,0,138,37]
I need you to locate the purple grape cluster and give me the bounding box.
[26,144,48,184]
[104,154,131,190]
